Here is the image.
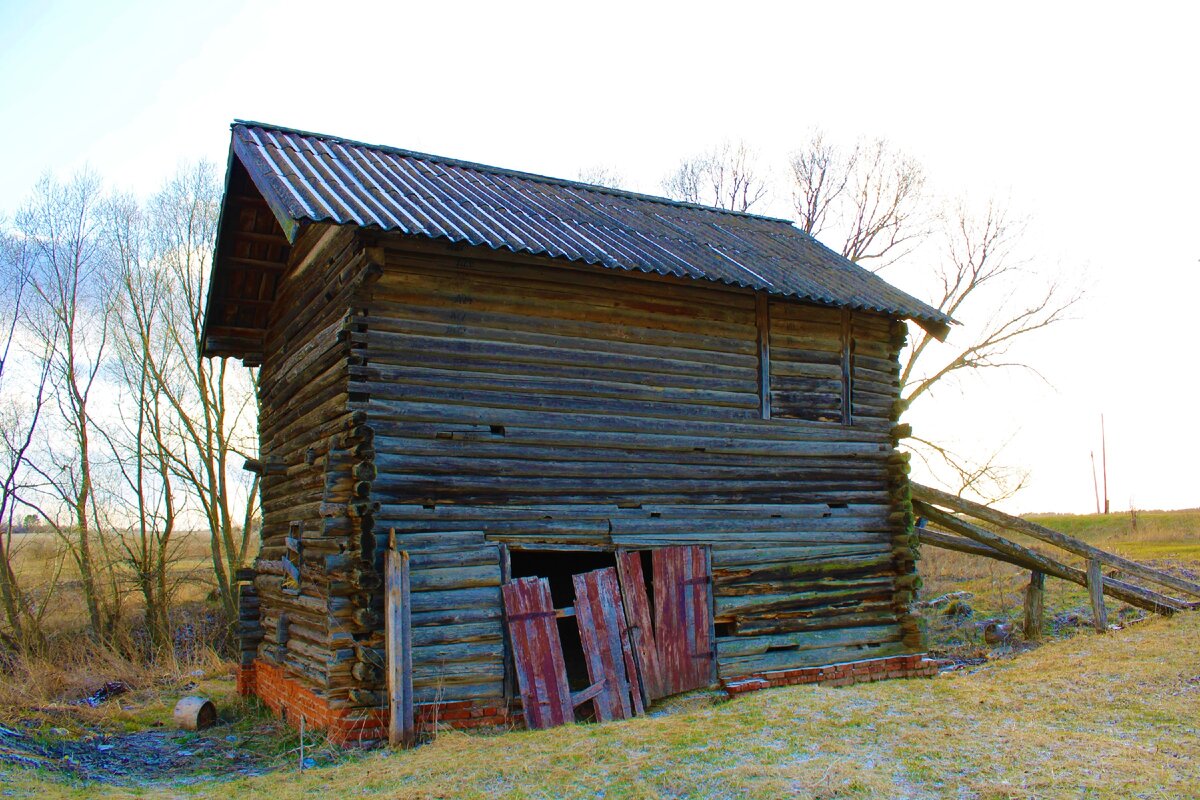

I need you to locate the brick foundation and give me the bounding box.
[239,659,520,744]
[240,653,935,743]
[722,653,939,696]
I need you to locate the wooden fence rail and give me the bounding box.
[910,483,1200,633]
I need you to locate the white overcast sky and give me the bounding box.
[2,0,1197,513]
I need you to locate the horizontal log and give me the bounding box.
[732,605,898,636]
[717,640,909,676]
[715,578,896,616]
[717,623,901,658]
[410,564,501,592]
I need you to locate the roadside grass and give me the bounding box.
[10,610,1195,799]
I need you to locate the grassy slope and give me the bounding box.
[20,611,1199,800]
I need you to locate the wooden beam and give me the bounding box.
[1087,558,1108,632]
[914,502,1190,614]
[386,535,414,747]
[227,255,289,272]
[756,293,771,420]
[1024,570,1044,640]
[912,482,1200,600]
[840,308,853,425]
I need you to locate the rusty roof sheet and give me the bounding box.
[226,121,951,327]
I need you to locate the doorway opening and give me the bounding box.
[509,548,624,692]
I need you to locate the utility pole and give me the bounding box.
[1090,451,1101,515]
[1101,415,1110,515]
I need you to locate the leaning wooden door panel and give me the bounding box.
[653,545,714,696]
[615,550,665,702]
[572,567,643,722]
[501,577,573,730]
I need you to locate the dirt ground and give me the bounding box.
[0,675,356,793]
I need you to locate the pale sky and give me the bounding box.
[2,0,1197,514]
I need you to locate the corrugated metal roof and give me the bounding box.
[227,121,951,327]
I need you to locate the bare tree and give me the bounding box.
[143,163,259,622]
[898,200,1078,413]
[575,165,626,190]
[662,140,769,213]
[16,171,121,640]
[0,225,59,650]
[789,132,927,269]
[786,134,1080,500]
[102,192,181,653]
[900,200,1080,499]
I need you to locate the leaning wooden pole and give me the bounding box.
[386,530,414,748]
[912,483,1200,601]
[1101,415,1110,515]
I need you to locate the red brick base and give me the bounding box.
[722,653,938,696]
[238,660,519,744]
[239,653,935,743]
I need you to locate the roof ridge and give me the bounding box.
[232,119,797,225]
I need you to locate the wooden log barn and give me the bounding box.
[203,121,953,743]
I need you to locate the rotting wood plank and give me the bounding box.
[501,577,573,730]
[616,550,664,703]
[572,568,642,721]
[385,538,414,747]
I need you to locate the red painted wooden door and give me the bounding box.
[652,545,714,696]
[572,567,644,721]
[501,577,574,730]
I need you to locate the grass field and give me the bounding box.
[2,509,1198,799]
[5,611,1196,799]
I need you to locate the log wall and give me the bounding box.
[247,231,923,720]
[251,226,382,702]
[340,236,921,706]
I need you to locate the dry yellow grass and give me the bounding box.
[13,611,1197,800]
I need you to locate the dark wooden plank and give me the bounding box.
[616,550,664,703]
[756,292,771,420]
[572,567,637,722]
[501,577,573,730]
[385,542,414,747]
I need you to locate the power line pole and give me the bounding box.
[1101,414,1110,515]
[1090,451,1101,515]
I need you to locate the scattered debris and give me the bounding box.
[914,591,974,610]
[73,681,130,707]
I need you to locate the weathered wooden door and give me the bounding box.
[652,545,714,696]
[501,577,574,729]
[572,567,644,721]
[615,550,665,702]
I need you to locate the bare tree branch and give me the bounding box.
[661,140,769,213]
